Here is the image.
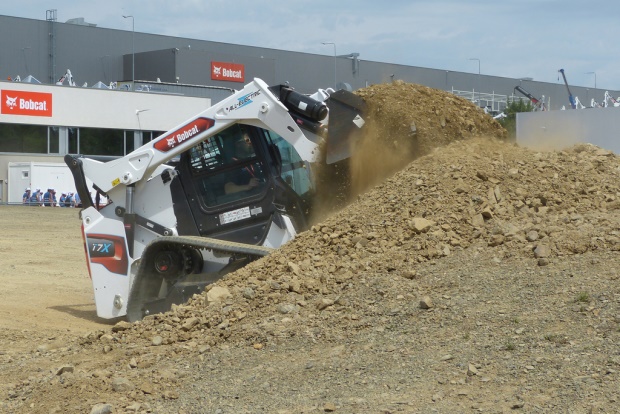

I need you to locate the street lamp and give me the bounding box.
[100,55,110,83]
[321,42,337,89]
[469,57,481,75]
[469,58,481,102]
[123,15,134,86]
[339,52,360,77]
[21,46,31,73]
[585,71,596,89]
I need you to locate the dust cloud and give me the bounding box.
[348,119,415,196]
[309,79,507,225]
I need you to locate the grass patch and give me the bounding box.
[544,333,569,345]
[574,292,591,303]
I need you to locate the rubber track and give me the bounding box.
[149,235,274,257]
[126,236,273,321]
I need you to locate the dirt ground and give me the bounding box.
[1,82,620,414]
[0,207,113,337]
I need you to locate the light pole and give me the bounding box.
[585,71,596,89]
[469,58,480,103]
[21,47,31,74]
[123,15,134,86]
[322,42,337,89]
[100,55,110,83]
[339,52,360,77]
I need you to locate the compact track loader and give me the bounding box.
[66,78,365,321]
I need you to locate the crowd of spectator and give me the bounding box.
[22,187,81,207]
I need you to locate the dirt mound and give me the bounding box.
[103,137,620,350]
[312,80,508,219]
[350,80,506,197]
[355,80,507,151]
[2,83,620,413]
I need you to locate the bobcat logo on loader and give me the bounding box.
[153,117,215,153]
[5,95,17,109]
[213,66,221,76]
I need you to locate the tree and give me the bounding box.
[497,99,533,141]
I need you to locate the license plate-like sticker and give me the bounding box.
[219,206,251,225]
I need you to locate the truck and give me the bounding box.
[66,78,366,321]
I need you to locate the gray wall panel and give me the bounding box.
[517,107,620,154]
[1,15,618,111]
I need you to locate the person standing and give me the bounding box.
[43,189,53,207]
[22,188,31,204]
[29,188,42,206]
[73,192,81,208]
[63,192,71,207]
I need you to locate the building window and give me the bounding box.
[49,127,60,154]
[125,130,136,154]
[141,130,166,146]
[68,128,78,154]
[123,130,166,155]
[0,123,47,153]
[78,128,124,156]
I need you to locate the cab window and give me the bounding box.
[187,124,266,207]
[263,130,313,197]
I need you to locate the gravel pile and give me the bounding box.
[2,82,620,414]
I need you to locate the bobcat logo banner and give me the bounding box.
[211,62,245,83]
[1,90,53,116]
[153,117,215,152]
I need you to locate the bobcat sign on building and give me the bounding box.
[211,62,245,83]
[2,90,53,117]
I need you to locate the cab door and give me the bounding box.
[173,124,277,245]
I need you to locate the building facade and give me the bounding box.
[2,13,615,106]
[0,80,218,202]
[1,12,618,202]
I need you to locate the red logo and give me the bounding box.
[153,117,215,152]
[211,61,245,83]
[1,90,53,117]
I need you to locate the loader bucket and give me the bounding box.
[324,90,367,164]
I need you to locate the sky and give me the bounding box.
[2,1,619,90]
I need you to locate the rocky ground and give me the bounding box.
[1,81,620,414]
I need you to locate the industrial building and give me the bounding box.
[0,12,618,203]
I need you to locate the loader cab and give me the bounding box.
[171,123,313,245]
[185,125,268,206]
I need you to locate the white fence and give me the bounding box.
[451,88,533,114]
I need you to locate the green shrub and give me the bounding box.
[497,100,533,140]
